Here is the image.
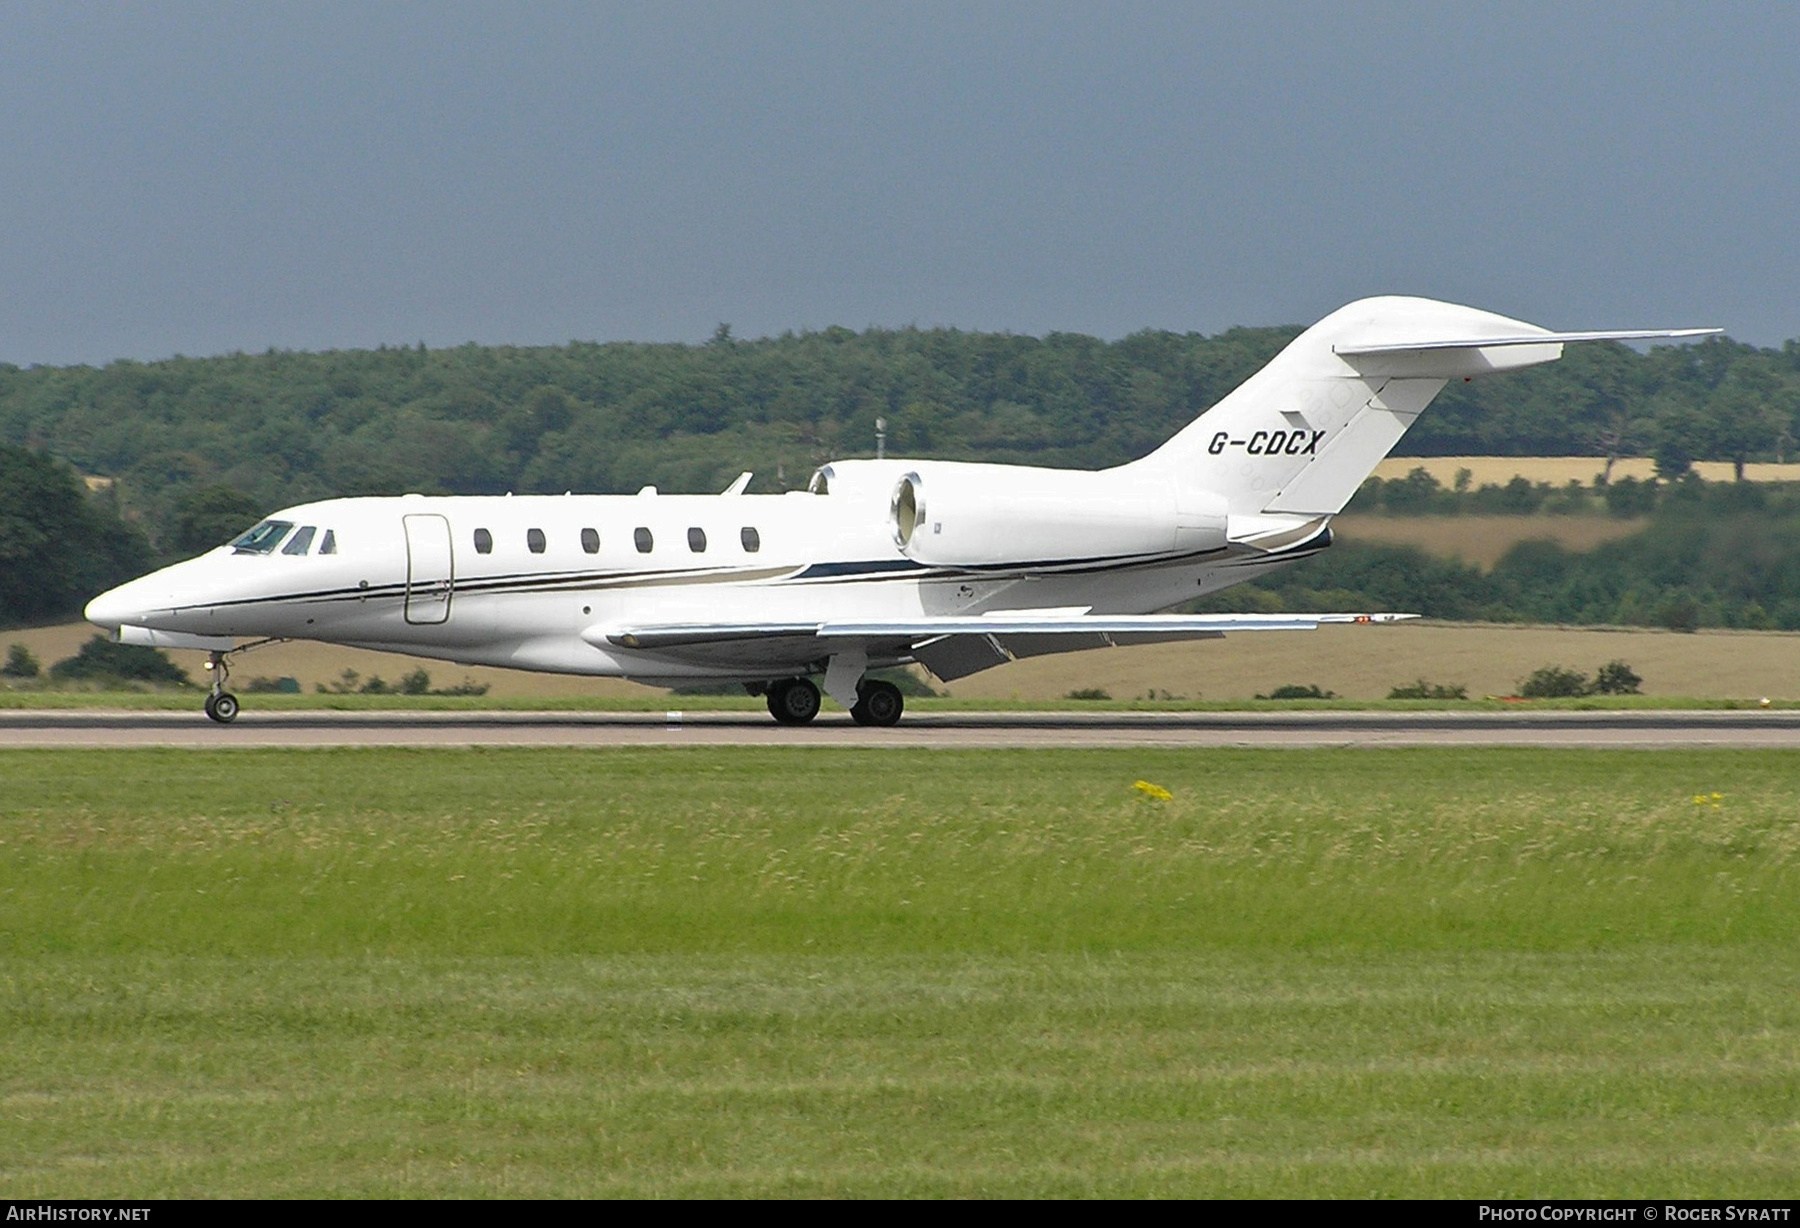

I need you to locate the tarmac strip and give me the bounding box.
[3,708,1800,748]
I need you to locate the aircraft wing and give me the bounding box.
[584,611,1416,681]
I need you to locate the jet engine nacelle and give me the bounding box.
[886,461,1228,567]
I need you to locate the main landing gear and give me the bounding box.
[766,677,822,725]
[850,678,904,727]
[762,676,905,727]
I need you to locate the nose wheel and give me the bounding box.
[202,647,246,723]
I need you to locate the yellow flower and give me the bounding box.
[1133,780,1173,801]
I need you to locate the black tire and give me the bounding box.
[850,679,904,727]
[206,692,240,724]
[766,678,821,725]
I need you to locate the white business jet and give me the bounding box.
[84,297,1714,725]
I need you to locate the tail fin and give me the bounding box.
[1128,295,1715,518]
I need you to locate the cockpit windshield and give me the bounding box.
[230,520,295,555]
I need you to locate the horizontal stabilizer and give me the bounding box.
[1335,327,1719,357]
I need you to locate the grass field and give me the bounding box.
[1333,513,1648,569]
[945,622,1800,703]
[1372,456,1800,486]
[2,747,1797,1196]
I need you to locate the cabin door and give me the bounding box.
[403,514,454,625]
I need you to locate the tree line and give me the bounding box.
[3,324,1798,557]
[1196,476,1800,631]
[6,322,1800,627]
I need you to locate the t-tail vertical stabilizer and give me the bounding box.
[1129,295,1716,519]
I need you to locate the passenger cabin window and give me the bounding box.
[282,526,317,555]
[740,526,761,553]
[319,529,337,555]
[581,527,600,554]
[527,528,546,554]
[634,527,653,553]
[473,528,493,555]
[687,527,707,553]
[231,520,294,555]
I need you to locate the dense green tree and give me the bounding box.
[0,445,152,625]
[173,485,263,556]
[3,643,38,677]
[48,634,190,685]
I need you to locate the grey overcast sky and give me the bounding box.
[2,1,1795,366]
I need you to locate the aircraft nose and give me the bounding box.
[84,581,149,629]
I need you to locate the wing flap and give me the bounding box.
[910,634,1012,682]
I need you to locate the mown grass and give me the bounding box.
[2,748,1797,1196]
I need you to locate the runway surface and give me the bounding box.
[4,708,1800,748]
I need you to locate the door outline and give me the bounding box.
[403,514,454,625]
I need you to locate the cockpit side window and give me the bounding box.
[231,520,295,555]
[282,526,317,555]
[319,529,337,555]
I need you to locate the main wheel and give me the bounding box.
[850,679,904,727]
[205,692,240,724]
[766,677,821,725]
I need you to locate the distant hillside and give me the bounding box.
[1,324,1795,553]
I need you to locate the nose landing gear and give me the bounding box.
[203,650,240,724]
[199,637,281,724]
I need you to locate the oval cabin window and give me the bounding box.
[581,527,600,554]
[634,527,653,553]
[687,527,707,553]
[527,528,546,554]
[473,528,493,555]
[740,526,760,553]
